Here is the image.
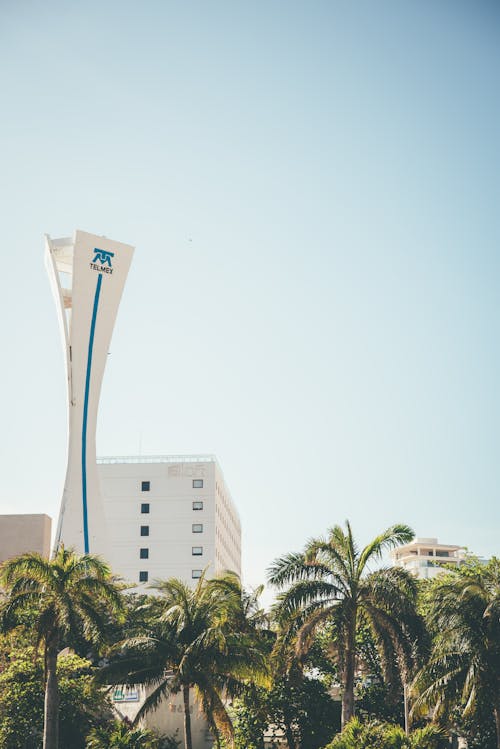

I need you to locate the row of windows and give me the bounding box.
[138,547,203,558]
[140,524,204,536]
[141,479,204,492]
[139,571,202,582]
[139,501,203,513]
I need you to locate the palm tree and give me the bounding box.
[411,558,500,748]
[0,546,123,749]
[267,521,425,728]
[102,571,268,749]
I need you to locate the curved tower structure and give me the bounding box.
[45,230,134,556]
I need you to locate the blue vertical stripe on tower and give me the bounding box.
[81,273,103,554]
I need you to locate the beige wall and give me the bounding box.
[0,514,52,562]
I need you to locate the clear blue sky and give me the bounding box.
[1,1,499,597]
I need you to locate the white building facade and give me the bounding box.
[97,455,241,587]
[391,537,466,579]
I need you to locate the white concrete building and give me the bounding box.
[391,537,466,579]
[97,455,241,588]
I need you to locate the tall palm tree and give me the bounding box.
[102,571,268,749]
[267,521,425,728]
[0,546,123,749]
[411,558,500,748]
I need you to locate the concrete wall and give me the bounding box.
[215,462,241,574]
[0,514,52,562]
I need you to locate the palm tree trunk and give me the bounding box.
[494,704,500,749]
[281,702,296,749]
[342,621,356,728]
[43,637,59,749]
[183,684,193,749]
[283,722,296,749]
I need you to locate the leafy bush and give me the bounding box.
[86,720,180,748]
[323,717,444,749]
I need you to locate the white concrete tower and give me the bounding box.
[45,230,134,556]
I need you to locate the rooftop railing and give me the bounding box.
[97,454,217,464]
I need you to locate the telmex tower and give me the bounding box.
[45,230,134,556]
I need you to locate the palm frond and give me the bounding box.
[267,551,323,588]
[358,524,414,575]
[271,579,340,623]
[132,677,176,723]
[295,603,339,660]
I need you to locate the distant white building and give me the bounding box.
[391,537,466,579]
[97,455,241,588]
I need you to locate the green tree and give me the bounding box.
[228,675,340,749]
[102,572,268,749]
[412,558,500,748]
[0,645,112,749]
[0,546,123,749]
[267,674,340,749]
[226,685,268,749]
[268,521,425,727]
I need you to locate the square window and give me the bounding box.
[192,479,203,488]
[192,524,203,533]
[139,571,148,582]
[192,501,203,511]
[192,569,202,579]
[141,503,150,514]
[140,548,149,559]
[192,546,203,556]
[140,526,149,536]
[141,481,150,492]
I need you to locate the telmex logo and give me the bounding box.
[90,248,115,274]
